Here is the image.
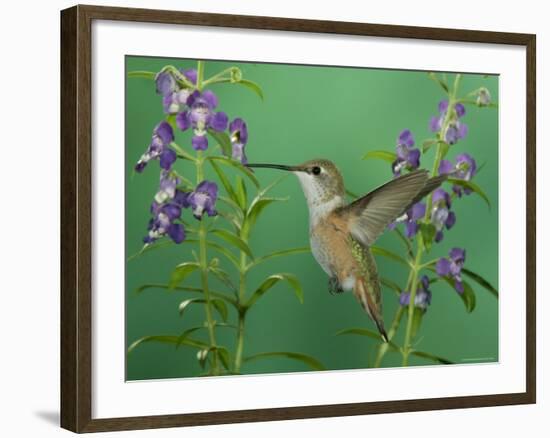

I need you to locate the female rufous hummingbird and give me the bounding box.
[247,160,446,342]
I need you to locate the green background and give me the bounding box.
[125,56,499,380]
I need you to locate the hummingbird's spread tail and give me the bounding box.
[354,276,389,343]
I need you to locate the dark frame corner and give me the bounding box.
[60,4,536,433]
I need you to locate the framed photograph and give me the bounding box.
[60,4,536,433]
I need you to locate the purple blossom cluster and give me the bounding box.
[430,100,468,145]
[436,248,466,293]
[399,275,432,310]
[134,66,247,245]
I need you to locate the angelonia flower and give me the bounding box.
[156,68,197,114]
[143,171,187,244]
[184,180,219,220]
[430,188,456,243]
[229,118,249,164]
[429,100,468,145]
[176,90,228,151]
[392,129,421,177]
[436,248,466,293]
[135,121,176,173]
[476,87,491,107]
[439,153,477,197]
[389,202,426,238]
[399,275,432,311]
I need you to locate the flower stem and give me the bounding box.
[234,235,249,372]
[374,306,405,367]
[401,74,461,366]
[196,135,220,373]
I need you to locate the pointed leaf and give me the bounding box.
[235,175,248,210]
[247,247,310,270]
[207,156,260,188]
[207,129,232,157]
[336,328,400,350]
[211,299,229,322]
[362,150,397,163]
[244,351,325,371]
[205,240,240,269]
[246,273,304,308]
[127,240,175,261]
[411,350,454,364]
[209,160,239,206]
[447,178,491,209]
[209,267,237,292]
[134,283,237,307]
[242,197,287,238]
[380,277,402,295]
[169,262,201,289]
[237,79,264,101]
[440,276,477,313]
[419,223,436,252]
[178,298,204,316]
[428,72,449,93]
[462,268,498,298]
[127,70,156,80]
[128,335,206,354]
[210,228,254,259]
[371,246,410,267]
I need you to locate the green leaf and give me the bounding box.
[242,197,287,237]
[419,223,436,252]
[244,351,325,371]
[410,307,424,340]
[127,240,175,261]
[428,72,449,93]
[246,273,304,308]
[210,228,254,259]
[448,178,491,209]
[128,335,206,354]
[336,328,400,350]
[237,79,264,101]
[215,346,232,370]
[209,267,237,292]
[212,299,229,322]
[127,70,156,80]
[462,268,498,298]
[205,240,240,269]
[380,277,402,295]
[411,350,454,364]
[362,150,397,163]
[207,156,260,188]
[371,246,410,267]
[207,129,232,157]
[177,298,228,322]
[440,276,477,313]
[176,326,204,348]
[247,247,310,270]
[422,138,443,154]
[169,262,201,289]
[235,175,248,210]
[135,283,237,307]
[210,160,239,205]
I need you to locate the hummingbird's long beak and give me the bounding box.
[246,163,302,172]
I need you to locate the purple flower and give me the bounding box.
[399,275,432,310]
[156,69,197,114]
[176,90,228,151]
[391,129,421,177]
[430,188,456,243]
[143,171,187,244]
[185,180,218,220]
[429,99,468,145]
[439,153,477,197]
[229,118,249,164]
[135,121,176,173]
[387,202,426,238]
[436,248,466,293]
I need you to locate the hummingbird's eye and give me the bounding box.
[312,166,321,175]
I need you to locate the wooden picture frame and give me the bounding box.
[60,4,536,433]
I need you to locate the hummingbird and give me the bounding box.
[247,159,446,342]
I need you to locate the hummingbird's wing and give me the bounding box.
[336,170,442,247]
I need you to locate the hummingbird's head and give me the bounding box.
[247,158,345,210]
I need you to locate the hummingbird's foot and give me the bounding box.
[328,277,344,295]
